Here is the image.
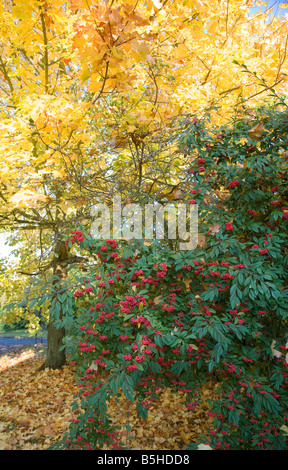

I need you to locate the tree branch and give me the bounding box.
[40,10,49,93]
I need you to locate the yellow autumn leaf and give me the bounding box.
[9,190,52,209]
[111,46,123,60]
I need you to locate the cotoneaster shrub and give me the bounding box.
[49,103,288,450]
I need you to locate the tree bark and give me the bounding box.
[40,321,66,369]
[39,239,68,370]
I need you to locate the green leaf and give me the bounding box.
[29,298,38,309]
[4,302,16,311]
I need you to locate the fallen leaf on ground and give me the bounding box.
[0,347,217,450]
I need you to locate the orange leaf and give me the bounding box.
[198,235,206,248]
[248,123,266,140]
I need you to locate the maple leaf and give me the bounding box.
[209,223,221,233]
[9,191,53,209]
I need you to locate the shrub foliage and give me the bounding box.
[49,105,288,450]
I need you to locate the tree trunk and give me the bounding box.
[39,239,68,370]
[41,321,66,369]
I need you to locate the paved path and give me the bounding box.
[0,336,47,355]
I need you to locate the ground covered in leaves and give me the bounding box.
[0,347,215,450]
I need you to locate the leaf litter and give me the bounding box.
[0,347,215,450]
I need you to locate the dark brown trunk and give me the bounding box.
[39,239,68,370]
[41,321,66,369]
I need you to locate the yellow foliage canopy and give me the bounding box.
[0,0,287,209]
